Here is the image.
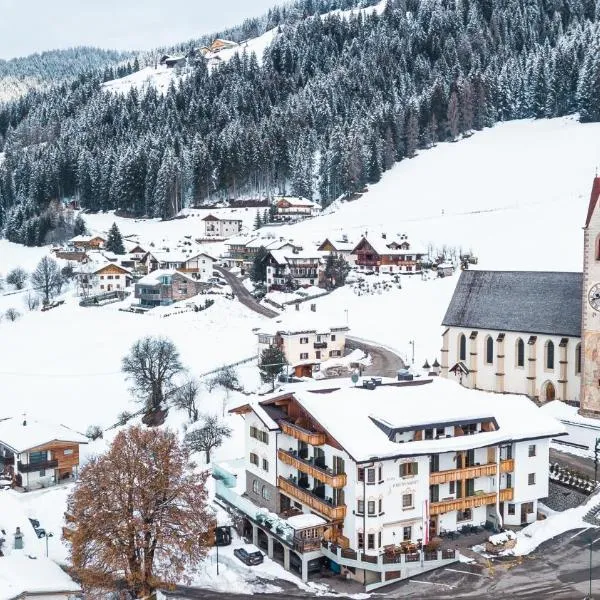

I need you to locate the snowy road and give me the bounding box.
[346,336,405,377]
[215,267,279,318]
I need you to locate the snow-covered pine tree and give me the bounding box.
[106,222,125,255]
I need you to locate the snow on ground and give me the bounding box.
[0,240,49,274]
[209,29,279,68]
[0,293,266,435]
[269,117,600,366]
[511,501,593,556]
[277,117,600,273]
[323,0,387,20]
[102,65,183,96]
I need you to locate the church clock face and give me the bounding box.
[589,283,600,311]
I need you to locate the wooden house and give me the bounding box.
[69,234,106,250]
[351,235,425,274]
[209,39,239,53]
[274,197,320,222]
[0,417,88,491]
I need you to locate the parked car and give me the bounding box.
[233,544,264,566]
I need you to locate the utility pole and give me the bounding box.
[409,340,415,365]
[216,528,220,576]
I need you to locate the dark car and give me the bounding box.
[233,545,264,566]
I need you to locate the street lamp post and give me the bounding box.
[409,340,415,365]
[594,438,600,486]
[44,532,53,557]
[215,528,220,576]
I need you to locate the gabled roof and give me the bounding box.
[351,236,419,256]
[274,196,319,208]
[93,262,131,275]
[202,214,220,221]
[0,418,88,453]
[442,270,582,337]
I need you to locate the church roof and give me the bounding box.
[442,270,582,337]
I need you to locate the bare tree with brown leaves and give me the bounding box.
[66,426,213,598]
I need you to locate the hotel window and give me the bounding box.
[457,509,472,522]
[252,480,259,494]
[378,498,383,514]
[378,466,383,482]
[262,486,271,501]
[300,353,309,360]
[528,444,536,457]
[523,502,534,514]
[262,459,269,472]
[528,473,536,485]
[358,532,364,548]
[300,337,309,344]
[367,468,376,484]
[357,500,364,514]
[368,534,375,550]
[368,501,376,515]
[508,504,515,515]
[331,334,336,341]
[250,452,259,467]
[400,462,418,477]
[402,493,414,509]
[449,481,455,494]
[403,526,412,541]
[357,467,364,482]
[576,343,582,374]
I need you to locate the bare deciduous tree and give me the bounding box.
[4,308,20,322]
[85,425,103,441]
[6,267,27,290]
[24,292,40,311]
[122,336,184,411]
[172,377,201,423]
[67,426,212,597]
[31,257,63,304]
[185,414,232,464]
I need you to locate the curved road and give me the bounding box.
[216,267,405,375]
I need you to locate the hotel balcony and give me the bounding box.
[279,476,346,521]
[278,449,347,488]
[430,488,514,515]
[280,421,326,446]
[429,459,514,485]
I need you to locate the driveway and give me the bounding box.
[214,266,278,319]
[346,336,406,377]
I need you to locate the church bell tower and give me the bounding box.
[580,176,600,417]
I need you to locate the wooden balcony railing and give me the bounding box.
[281,422,326,446]
[429,459,515,485]
[279,476,346,520]
[278,449,347,488]
[430,488,514,515]
[429,463,496,485]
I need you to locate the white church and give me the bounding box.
[441,176,600,449]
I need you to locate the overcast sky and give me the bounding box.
[0,0,280,60]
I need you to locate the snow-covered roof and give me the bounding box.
[353,236,423,256]
[269,378,565,462]
[256,314,349,337]
[286,514,326,530]
[202,213,242,223]
[69,234,105,243]
[225,235,257,247]
[0,555,82,599]
[146,250,189,264]
[275,196,319,208]
[0,418,88,453]
[92,261,131,275]
[136,269,177,286]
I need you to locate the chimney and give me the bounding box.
[310,303,316,312]
[382,233,387,239]
[295,303,300,311]
[22,413,26,427]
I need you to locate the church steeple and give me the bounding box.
[579,176,600,417]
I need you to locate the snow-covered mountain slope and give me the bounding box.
[279,116,600,273]
[102,65,183,95]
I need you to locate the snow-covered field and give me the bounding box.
[1,115,599,591]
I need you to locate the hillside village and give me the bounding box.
[0,116,600,597]
[3,0,600,591]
